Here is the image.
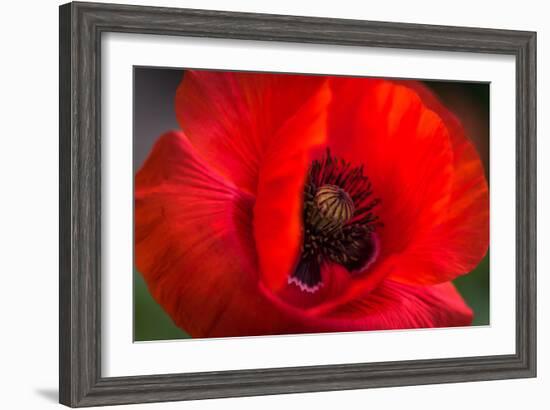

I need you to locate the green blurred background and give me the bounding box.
[133,68,490,341]
[134,269,190,340]
[454,253,490,326]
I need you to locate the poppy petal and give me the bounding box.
[327,78,454,263]
[262,280,472,331]
[135,131,278,337]
[388,82,489,284]
[252,81,332,292]
[327,78,488,285]
[321,280,473,330]
[175,70,326,194]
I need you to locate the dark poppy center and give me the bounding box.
[290,149,381,293]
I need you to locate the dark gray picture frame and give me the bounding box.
[59,1,537,407]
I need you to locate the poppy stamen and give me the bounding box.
[290,149,382,293]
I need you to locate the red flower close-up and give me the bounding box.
[135,70,489,338]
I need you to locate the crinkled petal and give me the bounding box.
[262,280,472,331]
[321,280,473,329]
[327,78,454,260]
[327,78,487,286]
[175,70,327,194]
[388,82,489,284]
[135,131,288,337]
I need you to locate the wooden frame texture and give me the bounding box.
[59,1,537,407]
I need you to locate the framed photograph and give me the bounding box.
[59,1,536,407]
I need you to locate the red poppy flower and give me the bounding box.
[135,70,489,338]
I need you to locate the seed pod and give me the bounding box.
[314,184,355,227]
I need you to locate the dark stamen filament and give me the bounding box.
[290,149,382,292]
